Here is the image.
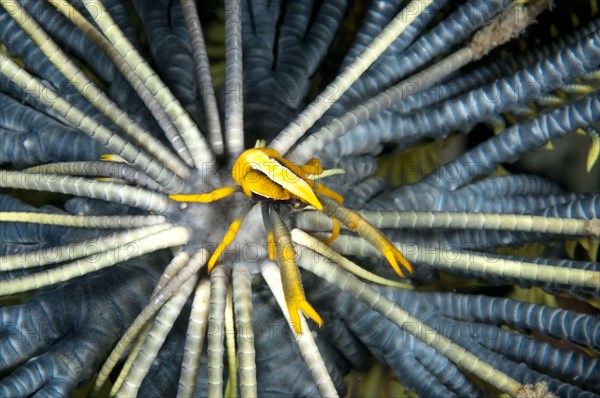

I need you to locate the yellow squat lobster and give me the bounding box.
[169,147,413,333]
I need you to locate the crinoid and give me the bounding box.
[1,0,599,397]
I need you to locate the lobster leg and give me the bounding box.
[207,201,256,272]
[270,207,323,334]
[312,182,343,244]
[169,186,241,203]
[319,195,413,277]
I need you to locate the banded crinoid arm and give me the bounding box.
[24,161,164,192]
[80,0,216,169]
[290,0,550,163]
[241,0,348,139]
[298,206,600,253]
[230,267,256,397]
[0,224,187,297]
[295,248,526,396]
[0,0,190,178]
[299,209,599,237]
[0,194,179,395]
[45,0,196,165]
[312,15,600,161]
[418,95,600,192]
[92,250,206,393]
[206,265,229,398]
[180,0,224,155]
[222,0,244,156]
[0,93,106,168]
[331,234,600,292]
[0,194,83,256]
[110,266,202,397]
[0,171,172,213]
[295,245,600,396]
[269,0,436,155]
[390,18,600,115]
[176,277,211,397]
[330,0,523,114]
[0,55,184,192]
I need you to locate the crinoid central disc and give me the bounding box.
[166,167,266,273]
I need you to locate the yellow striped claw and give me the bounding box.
[261,204,277,261]
[381,244,413,277]
[237,148,323,210]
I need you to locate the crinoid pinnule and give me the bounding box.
[1,0,599,397]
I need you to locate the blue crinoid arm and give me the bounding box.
[242,0,348,139]
[328,0,514,118]
[128,278,351,398]
[394,17,600,114]
[0,252,168,397]
[304,275,600,397]
[0,0,598,397]
[0,2,111,125]
[318,25,600,160]
[0,195,68,256]
[0,196,167,397]
[130,0,203,122]
[0,94,105,167]
[3,0,172,140]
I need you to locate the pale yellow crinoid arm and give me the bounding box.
[304,168,346,180]
[319,195,413,277]
[207,201,255,272]
[270,208,323,334]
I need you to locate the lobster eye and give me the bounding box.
[291,199,309,210]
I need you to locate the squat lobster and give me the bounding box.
[169,147,413,333]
